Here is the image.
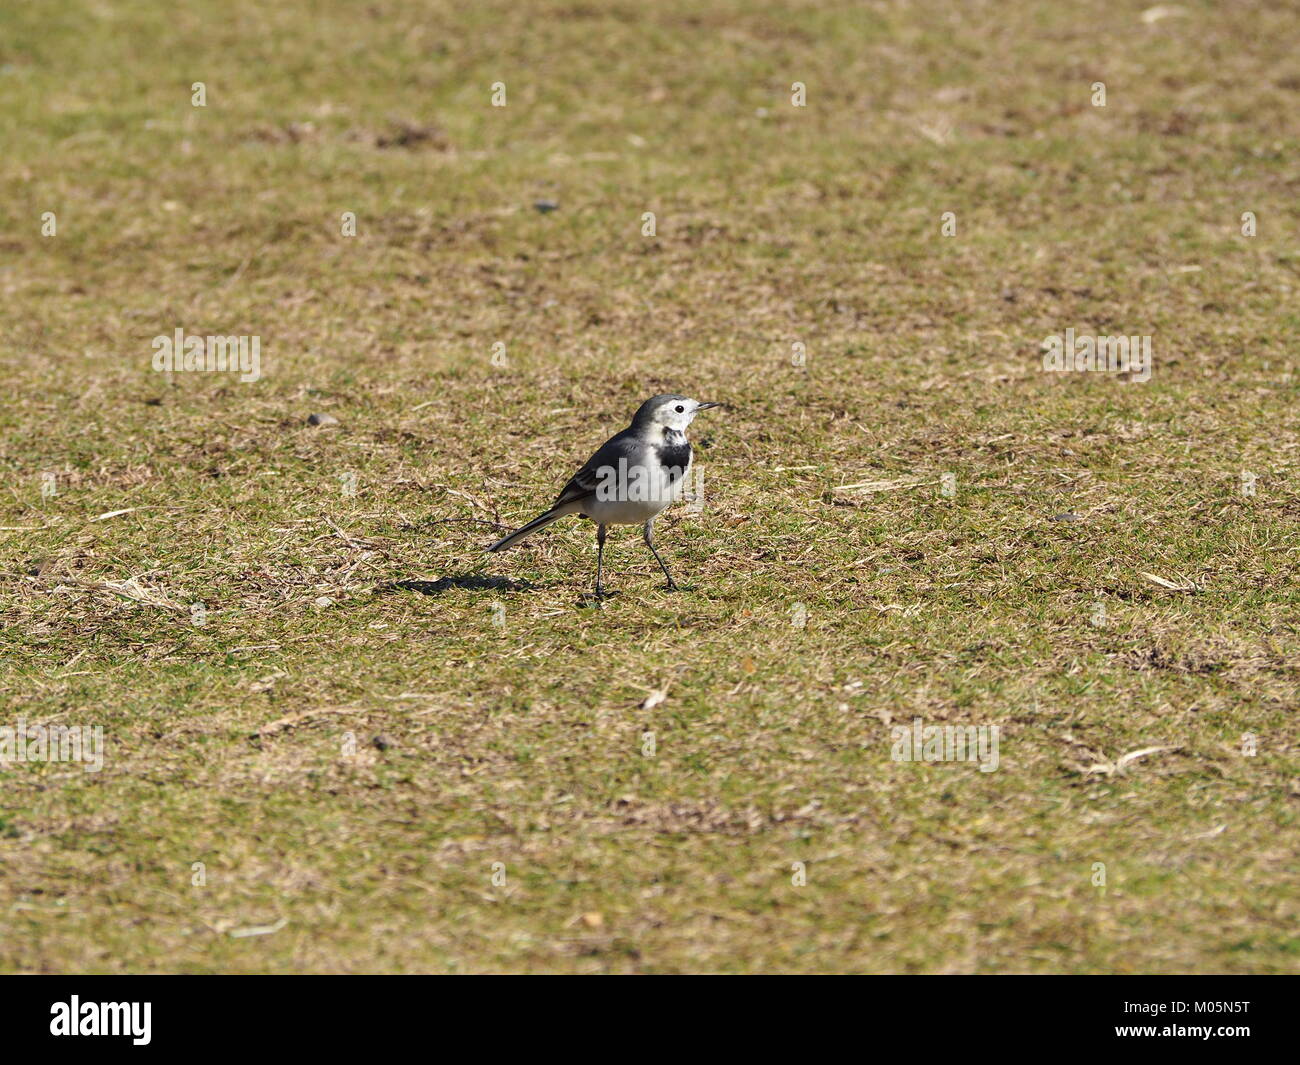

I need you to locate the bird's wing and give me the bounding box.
[551,430,640,508]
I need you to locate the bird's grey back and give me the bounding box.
[551,428,645,507]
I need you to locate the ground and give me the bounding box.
[0,0,1297,973]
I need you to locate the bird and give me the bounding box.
[487,395,721,599]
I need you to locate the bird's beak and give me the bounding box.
[694,402,721,411]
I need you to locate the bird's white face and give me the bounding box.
[650,397,718,432]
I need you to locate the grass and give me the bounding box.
[0,0,1296,973]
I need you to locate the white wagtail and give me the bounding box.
[487,395,720,598]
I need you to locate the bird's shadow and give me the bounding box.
[378,574,540,597]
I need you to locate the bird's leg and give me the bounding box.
[594,523,608,599]
[643,519,678,590]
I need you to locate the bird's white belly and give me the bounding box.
[579,449,689,526]
[582,494,669,525]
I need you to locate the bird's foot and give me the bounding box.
[581,586,616,608]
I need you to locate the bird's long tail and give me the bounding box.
[487,508,570,552]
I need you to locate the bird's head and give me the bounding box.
[633,394,721,433]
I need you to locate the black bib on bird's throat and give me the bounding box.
[656,429,691,483]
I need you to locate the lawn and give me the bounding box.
[0,0,1296,973]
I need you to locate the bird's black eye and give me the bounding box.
[675,405,684,413]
